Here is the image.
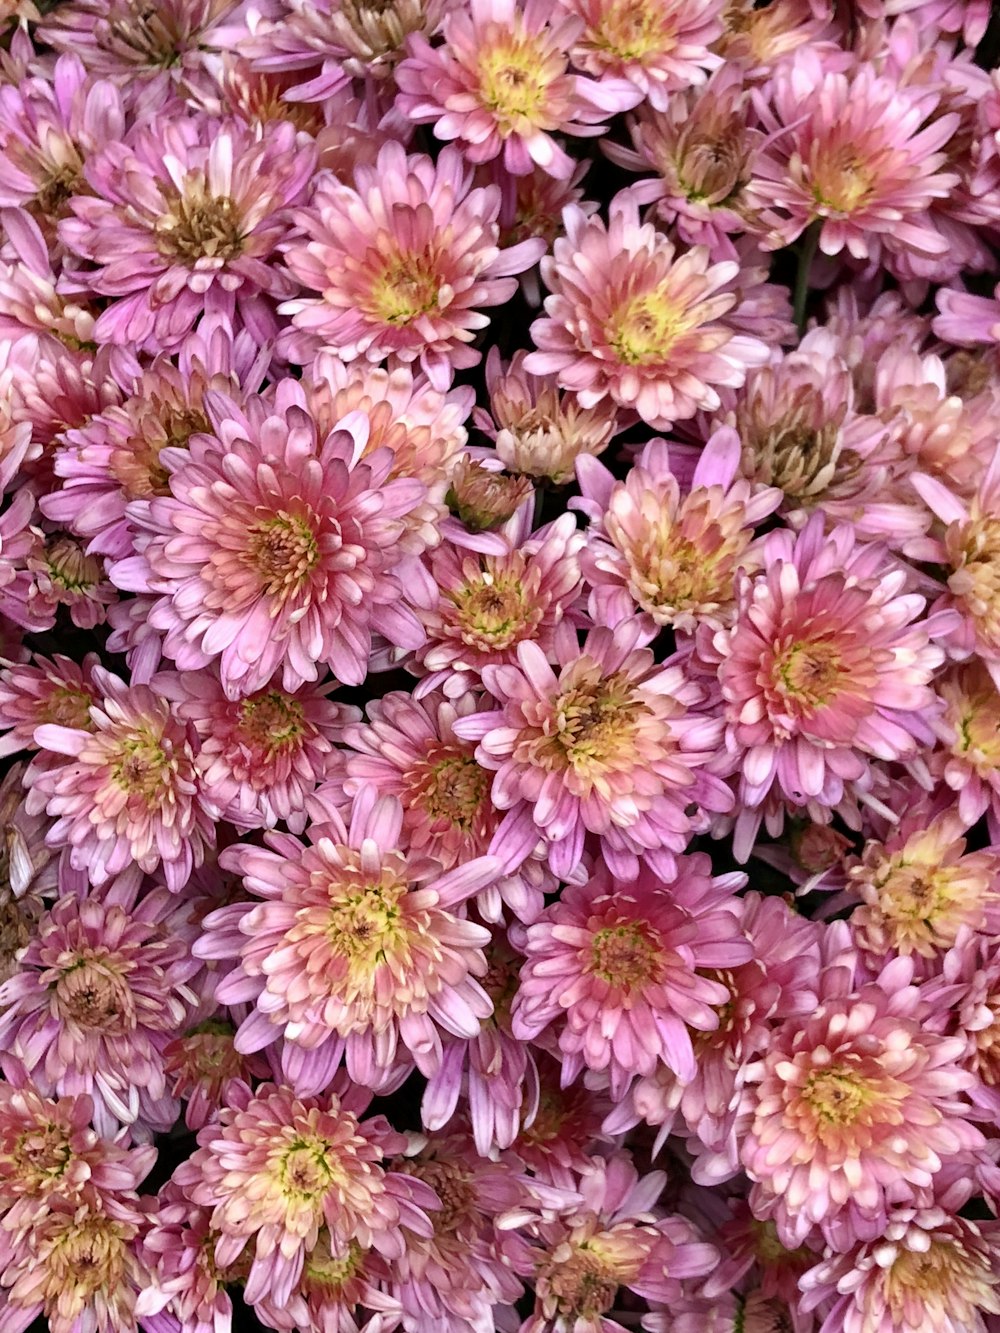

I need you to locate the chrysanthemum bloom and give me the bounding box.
[25,534,118,631]
[0,1079,155,1231]
[934,282,1000,353]
[408,511,584,696]
[0,490,50,634]
[0,54,125,232]
[701,1202,816,1322]
[0,765,57,981]
[510,1053,613,1189]
[525,191,769,429]
[511,855,750,1098]
[162,1017,272,1131]
[445,457,534,535]
[941,934,1000,1122]
[0,1202,148,1333]
[30,668,216,892]
[198,791,498,1092]
[179,1081,437,1308]
[112,393,426,696]
[746,49,960,263]
[43,353,242,561]
[604,72,760,248]
[8,345,123,484]
[511,1154,717,1333]
[848,811,1000,970]
[59,116,315,352]
[304,353,474,553]
[455,620,733,880]
[707,514,945,858]
[798,1190,1000,1333]
[556,0,724,109]
[153,669,358,833]
[282,142,546,389]
[251,1229,402,1333]
[387,1131,527,1329]
[38,0,238,94]
[473,348,620,485]
[0,652,101,770]
[741,958,984,1248]
[491,160,594,304]
[0,209,98,356]
[0,891,193,1138]
[342,690,549,924]
[911,445,1000,688]
[712,0,823,75]
[135,1182,244,1333]
[930,662,1000,834]
[396,0,639,179]
[575,430,782,636]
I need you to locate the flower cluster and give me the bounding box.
[0,2,998,1333]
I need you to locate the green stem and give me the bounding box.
[793,222,820,334]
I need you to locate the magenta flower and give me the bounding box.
[30,667,216,892]
[512,854,751,1097]
[282,141,546,389]
[395,0,640,178]
[60,116,315,352]
[197,790,499,1093]
[179,1081,438,1309]
[708,514,946,858]
[111,390,426,696]
[525,191,769,429]
[455,620,733,881]
[0,889,193,1138]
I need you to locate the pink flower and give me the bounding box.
[512,854,750,1097]
[111,390,426,696]
[25,533,118,631]
[0,652,101,769]
[741,957,984,1248]
[708,514,945,859]
[934,283,1000,350]
[747,49,961,263]
[198,790,499,1093]
[153,669,358,833]
[0,210,98,356]
[556,0,725,109]
[525,191,769,429]
[455,620,733,881]
[135,1182,243,1333]
[162,1016,272,1132]
[799,1186,1000,1333]
[30,667,216,892]
[60,116,315,352]
[510,1052,613,1188]
[574,428,782,635]
[0,890,193,1138]
[395,0,639,178]
[282,141,546,389]
[341,689,550,924]
[930,662,1000,835]
[179,1081,438,1309]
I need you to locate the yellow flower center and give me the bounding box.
[882,1238,1000,1322]
[236,690,307,758]
[303,1235,365,1299]
[477,35,554,131]
[811,147,876,215]
[402,1157,477,1234]
[12,1121,75,1190]
[368,252,441,326]
[589,922,662,991]
[451,568,539,650]
[406,744,491,834]
[40,1213,133,1314]
[278,1135,340,1199]
[111,728,172,801]
[589,0,671,60]
[773,640,844,709]
[320,869,407,968]
[857,841,994,958]
[532,669,651,785]
[158,189,245,263]
[608,290,690,366]
[246,513,320,599]
[801,1065,878,1127]
[949,515,1000,652]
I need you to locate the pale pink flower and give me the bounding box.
[511,1153,717,1333]
[455,620,734,881]
[0,890,193,1138]
[0,1202,149,1333]
[25,534,118,631]
[526,191,769,429]
[512,854,750,1097]
[396,0,640,179]
[386,1130,527,1331]
[162,1017,274,1132]
[701,1201,817,1326]
[747,49,961,263]
[30,668,216,892]
[714,0,827,75]
[198,791,499,1093]
[741,957,984,1248]
[60,116,315,352]
[179,1081,438,1309]
[153,669,358,833]
[708,514,945,858]
[0,489,48,633]
[799,1187,1000,1333]
[0,209,98,355]
[407,511,584,696]
[474,348,620,485]
[0,652,101,770]
[510,1053,613,1189]
[111,391,426,696]
[0,54,125,232]
[930,662,1000,835]
[574,428,781,635]
[249,1230,403,1333]
[0,765,58,983]
[342,690,550,924]
[557,0,725,109]
[282,142,546,389]
[939,933,1000,1123]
